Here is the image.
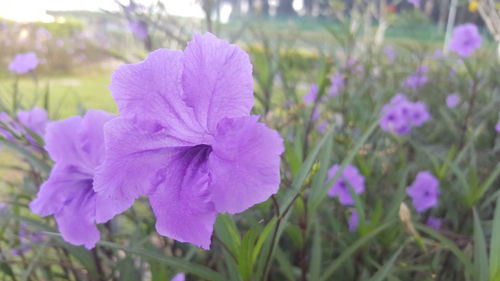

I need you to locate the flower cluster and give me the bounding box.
[30,33,284,250]
[379,94,430,135]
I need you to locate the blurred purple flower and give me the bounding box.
[449,23,482,57]
[408,0,420,8]
[432,49,444,58]
[93,33,284,249]
[384,45,396,62]
[8,52,39,74]
[17,107,48,136]
[329,74,344,96]
[327,164,365,205]
[407,171,440,213]
[317,120,328,133]
[171,273,185,281]
[379,94,430,135]
[348,211,359,232]
[403,66,428,91]
[128,20,148,40]
[426,216,442,230]
[30,110,119,249]
[304,83,318,104]
[312,108,320,121]
[446,93,460,108]
[496,114,500,132]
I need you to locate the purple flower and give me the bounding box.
[304,83,318,104]
[171,273,185,281]
[327,164,365,205]
[432,49,444,58]
[410,101,431,126]
[93,33,284,249]
[406,171,440,213]
[496,114,500,132]
[449,24,482,57]
[8,52,39,74]
[403,66,428,91]
[0,112,15,142]
[329,74,344,96]
[384,45,396,62]
[348,211,359,232]
[408,0,420,8]
[128,20,148,40]
[30,110,120,249]
[379,94,430,135]
[17,107,48,136]
[446,93,460,108]
[426,216,442,230]
[317,120,328,133]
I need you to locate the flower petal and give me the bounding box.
[54,187,100,249]
[182,33,253,132]
[208,116,283,214]
[78,110,115,167]
[149,145,216,249]
[44,116,87,166]
[94,118,192,221]
[110,49,206,142]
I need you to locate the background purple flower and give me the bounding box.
[317,120,328,133]
[348,211,359,232]
[94,33,284,249]
[384,45,396,62]
[496,114,500,132]
[379,94,430,135]
[17,107,48,136]
[171,273,185,281]
[446,93,460,108]
[128,20,148,40]
[403,66,428,91]
[30,110,119,249]
[304,83,318,104]
[426,216,442,230]
[8,52,39,74]
[327,164,365,205]
[407,0,420,8]
[449,23,482,57]
[329,73,344,96]
[406,171,440,213]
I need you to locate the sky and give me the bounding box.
[0,0,205,22]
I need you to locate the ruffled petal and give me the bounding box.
[149,145,216,249]
[110,49,207,142]
[30,164,93,216]
[54,187,100,249]
[78,110,115,168]
[182,33,253,132]
[208,116,283,214]
[44,116,87,166]
[94,118,193,221]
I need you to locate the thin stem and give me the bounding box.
[262,195,281,280]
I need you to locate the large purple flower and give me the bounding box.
[449,24,482,57]
[9,52,39,74]
[30,110,118,249]
[406,171,440,213]
[327,164,365,205]
[94,33,284,249]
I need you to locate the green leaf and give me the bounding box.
[490,195,500,280]
[214,214,241,257]
[414,224,473,278]
[0,138,50,174]
[117,257,141,281]
[309,221,322,281]
[472,209,488,281]
[238,227,258,281]
[99,241,226,281]
[368,245,404,281]
[320,220,396,281]
[252,218,277,263]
